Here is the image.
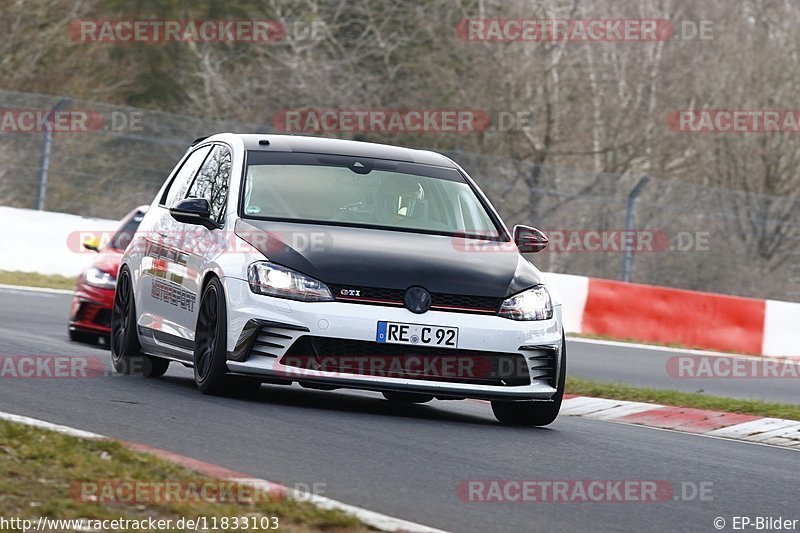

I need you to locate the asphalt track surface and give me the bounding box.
[569,338,800,406]
[1,287,798,532]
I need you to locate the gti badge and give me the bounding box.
[404,286,431,314]
[339,288,361,297]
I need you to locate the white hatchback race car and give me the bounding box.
[111,133,566,426]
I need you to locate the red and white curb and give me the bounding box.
[0,411,448,533]
[560,395,800,449]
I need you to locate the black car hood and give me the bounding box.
[235,219,541,297]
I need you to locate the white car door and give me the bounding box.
[137,144,213,355]
[164,143,234,345]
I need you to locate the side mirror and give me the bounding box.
[513,225,548,253]
[82,235,101,252]
[169,198,219,229]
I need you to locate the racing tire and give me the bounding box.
[194,277,260,396]
[110,267,170,377]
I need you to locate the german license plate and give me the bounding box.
[376,321,459,348]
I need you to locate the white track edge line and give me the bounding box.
[0,283,74,295]
[566,336,800,360]
[0,410,449,533]
[0,411,105,439]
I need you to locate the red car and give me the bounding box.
[68,206,148,344]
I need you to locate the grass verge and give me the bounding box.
[566,376,800,421]
[0,270,76,291]
[0,420,369,532]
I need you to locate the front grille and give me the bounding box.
[429,293,502,312]
[329,285,503,314]
[74,302,93,321]
[75,302,110,328]
[279,336,530,386]
[94,309,112,328]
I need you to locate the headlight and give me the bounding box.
[248,262,333,302]
[498,285,553,321]
[85,267,116,290]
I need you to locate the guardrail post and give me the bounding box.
[35,98,70,210]
[621,175,652,282]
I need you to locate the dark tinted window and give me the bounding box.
[108,211,145,251]
[242,152,499,238]
[185,144,232,222]
[161,145,212,208]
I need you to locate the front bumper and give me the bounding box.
[222,277,563,401]
[68,283,115,334]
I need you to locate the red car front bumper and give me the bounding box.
[68,282,115,336]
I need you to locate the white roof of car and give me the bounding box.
[201,133,457,168]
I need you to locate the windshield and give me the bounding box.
[242,152,501,239]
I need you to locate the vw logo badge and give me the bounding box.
[404,286,431,314]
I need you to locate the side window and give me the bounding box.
[185,144,232,222]
[161,146,212,208]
